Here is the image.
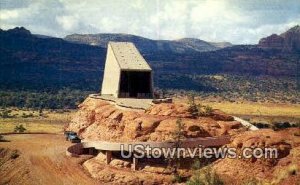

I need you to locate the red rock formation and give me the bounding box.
[258,34,284,49]
[66,97,241,142]
[213,128,300,184]
[67,97,300,184]
[258,25,300,52]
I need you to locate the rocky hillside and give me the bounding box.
[259,25,300,52]
[0,26,299,93]
[0,27,105,90]
[64,33,223,54]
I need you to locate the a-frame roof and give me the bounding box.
[109,42,152,71]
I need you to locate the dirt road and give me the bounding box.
[0,134,99,185]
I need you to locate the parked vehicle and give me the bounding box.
[64,131,81,143]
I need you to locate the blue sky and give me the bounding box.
[0,0,299,44]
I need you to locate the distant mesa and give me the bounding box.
[258,25,300,52]
[64,33,233,54]
[174,38,219,52]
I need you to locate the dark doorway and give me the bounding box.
[119,71,152,98]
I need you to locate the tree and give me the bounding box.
[188,94,199,118]
[169,118,186,176]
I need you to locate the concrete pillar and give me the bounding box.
[106,151,112,164]
[132,155,138,171]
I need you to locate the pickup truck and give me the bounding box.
[64,131,81,143]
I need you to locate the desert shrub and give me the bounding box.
[38,107,43,116]
[273,122,291,130]
[187,94,214,117]
[242,177,261,185]
[14,124,26,133]
[0,109,15,118]
[187,166,224,185]
[199,105,213,117]
[0,135,4,141]
[21,113,34,118]
[172,173,185,183]
[253,122,269,129]
[10,150,20,159]
[291,122,300,128]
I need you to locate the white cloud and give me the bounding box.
[0,0,299,44]
[0,9,19,20]
[56,15,79,31]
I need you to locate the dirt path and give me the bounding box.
[0,134,99,185]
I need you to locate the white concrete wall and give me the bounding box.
[101,45,121,97]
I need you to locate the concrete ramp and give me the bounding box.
[233,116,259,131]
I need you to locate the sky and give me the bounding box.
[0,0,299,44]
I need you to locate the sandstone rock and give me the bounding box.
[135,116,162,134]
[83,157,173,184]
[184,119,212,138]
[109,110,123,121]
[217,121,241,130]
[67,97,240,142]
[110,159,131,168]
[213,128,300,184]
[229,129,292,160]
[143,165,173,174]
[147,103,192,118]
[211,110,234,121]
[95,152,106,162]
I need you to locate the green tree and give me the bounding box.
[169,118,186,176]
[188,94,199,118]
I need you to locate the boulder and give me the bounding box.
[110,159,131,168]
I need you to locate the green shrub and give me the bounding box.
[201,105,213,116]
[0,109,15,118]
[187,95,214,117]
[187,166,224,185]
[14,124,26,133]
[168,119,186,174]
[172,173,185,183]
